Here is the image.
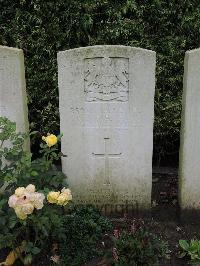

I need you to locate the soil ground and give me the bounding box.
[1,168,200,265]
[86,168,200,266]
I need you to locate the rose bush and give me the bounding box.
[0,116,70,264]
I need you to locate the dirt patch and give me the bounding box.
[1,170,200,265]
[86,170,200,265]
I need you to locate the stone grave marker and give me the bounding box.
[58,45,156,212]
[0,46,29,145]
[179,48,200,211]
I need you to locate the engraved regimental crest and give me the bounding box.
[84,57,129,102]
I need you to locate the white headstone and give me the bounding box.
[0,46,29,141]
[58,45,156,212]
[179,48,200,210]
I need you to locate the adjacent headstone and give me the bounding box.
[0,46,29,144]
[58,45,156,212]
[179,48,200,211]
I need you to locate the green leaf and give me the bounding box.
[25,241,34,252]
[29,131,38,136]
[177,251,187,258]
[179,240,190,251]
[31,170,38,176]
[8,217,18,229]
[23,254,32,265]
[0,199,7,208]
[32,247,41,255]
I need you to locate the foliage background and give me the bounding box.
[0,0,200,165]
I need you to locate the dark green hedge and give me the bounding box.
[1,0,200,165]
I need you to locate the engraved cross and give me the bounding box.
[92,138,122,185]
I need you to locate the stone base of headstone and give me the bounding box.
[72,203,152,218]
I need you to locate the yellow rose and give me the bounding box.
[32,192,45,210]
[15,187,26,197]
[9,186,45,220]
[61,188,72,201]
[8,195,18,208]
[57,193,69,206]
[14,206,27,220]
[42,134,57,147]
[47,191,60,204]
[21,203,34,215]
[26,184,36,193]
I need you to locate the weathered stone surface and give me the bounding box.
[0,46,29,142]
[58,45,156,211]
[179,48,200,210]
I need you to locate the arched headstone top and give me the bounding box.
[58,45,155,61]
